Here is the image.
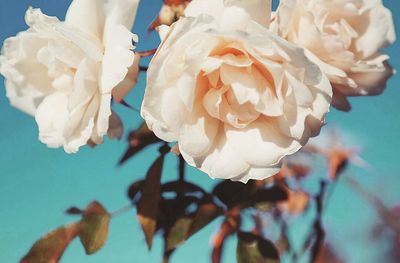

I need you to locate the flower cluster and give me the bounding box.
[0,0,395,182]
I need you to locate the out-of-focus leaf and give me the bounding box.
[20,223,80,263]
[250,185,288,205]
[213,181,287,209]
[277,188,309,215]
[137,154,165,249]
[328,150,349,180]
[162,181,205,194]
[187,201,223,239]
[166,217,193,251]
[157,196,200,232]
[237,232,280,263]
[213,181,256,208]
[119,123,161,165]
[127,180,144,201]
[65,207,83,215]
[79,201,111,255]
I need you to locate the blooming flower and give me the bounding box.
[0,0,140,152]
[141,0,332,182]
[271,0,396,111]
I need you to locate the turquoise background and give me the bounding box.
[0,1,399,262]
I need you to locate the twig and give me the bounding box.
[138,49,157,57]
[310,181,328,263]
[111,203,135,218]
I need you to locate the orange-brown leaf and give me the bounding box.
[79,201,111,255]
[278,188,310,215]
[20,223,80,263]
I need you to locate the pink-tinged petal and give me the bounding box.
[225,119,301,167]
[181,132,250,180]
[354,4,395,58]
[178,106,220,158]
[224,0,272,27]
[231,166,281,183]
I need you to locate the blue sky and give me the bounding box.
[0,0,399,262]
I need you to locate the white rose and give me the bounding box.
[0,0,140,153]
[141,0,332,183]
[272,0,396,111]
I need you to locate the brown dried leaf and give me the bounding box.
[119,122,161,165]
[79,201,111,255]
[137,155,165,249]
[187,201,223,239]
[20,223,80,263]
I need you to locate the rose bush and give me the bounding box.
[271,0,396,111]
[0,0,140,153]
[141,0,332,182]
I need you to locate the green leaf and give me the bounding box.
[166,217,193,251]
[237,232,280,263]
[137,154,165,249]
[79,201,111,255]
[187,201,223,239]
[20,223,80,263]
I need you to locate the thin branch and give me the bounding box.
[137,49,157,57]
[310,180,328,263]
[179,155,185,183]
[139,65,148,72]
[111,203,135,218]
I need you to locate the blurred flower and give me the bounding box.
[148,0,191,31]
[0,0,140,153]
[272,0,396,111]
[141,0,332,182]
[305,127,370,180]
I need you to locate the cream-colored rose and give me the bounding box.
[141,0,332,183]
[0,0,140,153]
[272,0,396,111]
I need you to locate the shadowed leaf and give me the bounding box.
[237,232,280,263]
[127,180,144,201]
[20,223,80,263]
[250,185,288,205]
[137,154,165,249]
[161,181,205,194]
[213,181,256,208]
[79,201,111,255]
[119,123,161,165]
[166,217,193,251]
[187,201,223,239]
